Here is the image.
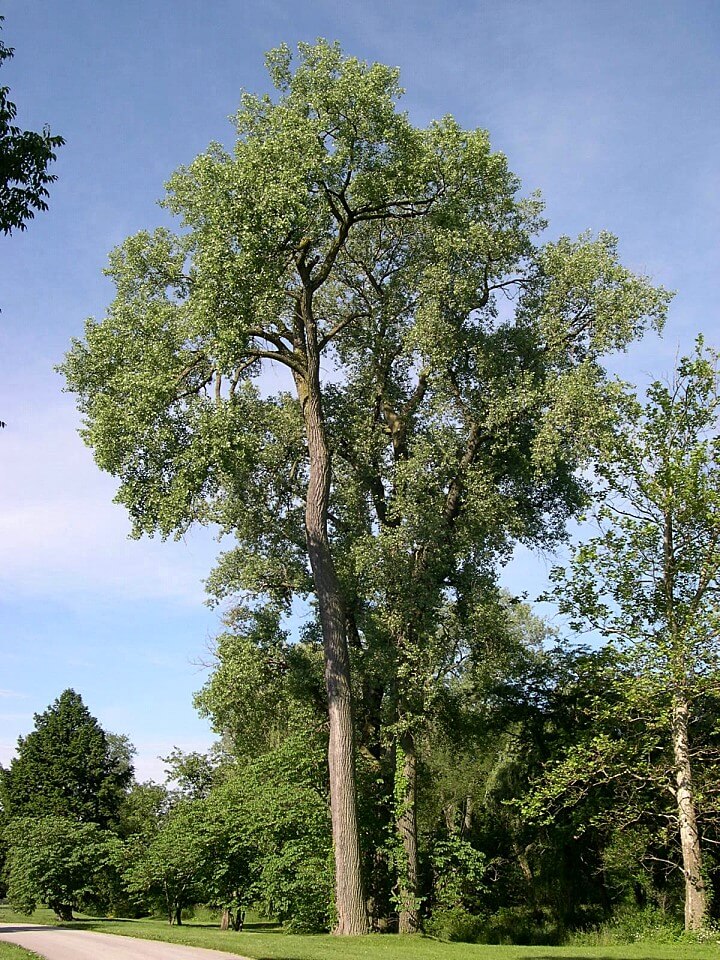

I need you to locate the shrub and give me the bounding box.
[478,906,564,945]
[425,906,485,942]
[571,905,684,944]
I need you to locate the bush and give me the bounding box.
[425,906,485,942]
[571,905,684,944]
[260,843,334,932]
[425,905,566,945]
[680,922,720,945]
[478,906,564,945]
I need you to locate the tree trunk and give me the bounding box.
[672,694,707,930]
[396,729,420,933]
[50,902,73,921]
[512,838,541,917]
[220,909,230,930]
[462,795,474,837]
[296,357,368,935]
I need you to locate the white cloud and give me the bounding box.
[0,394,222,605]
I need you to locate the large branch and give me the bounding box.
[244,347,307,377]
[443,423,482,525]
[318,310,369,351]
[308,215,353,292]
[246,328,294,352]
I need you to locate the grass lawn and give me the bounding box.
[1,906,719,960]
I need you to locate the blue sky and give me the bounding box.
[1,0,718,781]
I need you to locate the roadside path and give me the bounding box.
[0,924,252,960]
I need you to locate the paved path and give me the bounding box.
[0,924,252,960]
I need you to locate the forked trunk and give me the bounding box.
[298,365,368,935]
[672,694,707,930]
[396,729,420,933]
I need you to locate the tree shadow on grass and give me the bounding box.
[522,955,681,960]
[63,918,136,929]
[65,916,283,935]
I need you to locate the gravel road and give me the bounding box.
[0,924,252,960]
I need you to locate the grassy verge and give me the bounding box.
[0,943,42,959]
[1,906,718,960]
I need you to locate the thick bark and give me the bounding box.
[396,729,420,933]
[672,695,707,930]
[297,352,368,935]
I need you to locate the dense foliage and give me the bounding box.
[526,341,720,930]
[0,689,132,827]
[3,816,121,921]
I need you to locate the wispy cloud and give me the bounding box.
[0,395,222,606]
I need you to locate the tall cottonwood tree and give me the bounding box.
[63,41,441,933]
[62,41,669,931]
[537,341,720,930]
[204,224,669,929]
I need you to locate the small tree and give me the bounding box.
[4,816,120,920]
[538,341,720,930]
[124,800,208,925]
[252,736,333,931]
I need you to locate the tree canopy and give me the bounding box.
[61,39,670,933]
[4,816,120,921]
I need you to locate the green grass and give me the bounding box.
[1,905,719,960]
[0,943,42,959]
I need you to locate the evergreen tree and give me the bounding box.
[0,689,132,828]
